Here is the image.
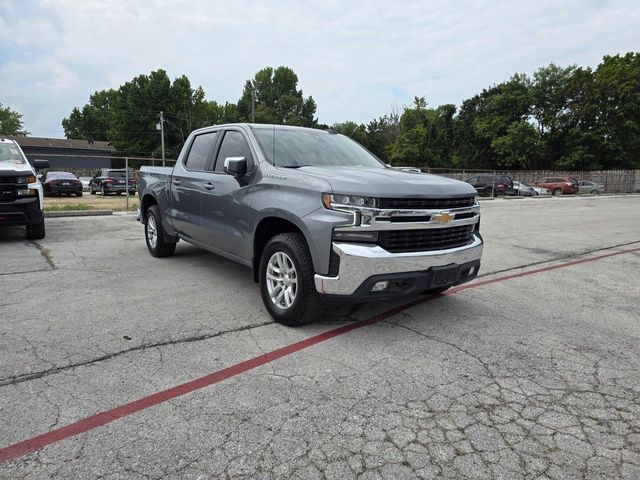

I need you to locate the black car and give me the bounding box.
[42,171,83,197]
[89,169,136,195]
[465,174,515,196]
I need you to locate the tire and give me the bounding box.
[553,188,562,197]
[591,189,599,195]
[144,205,176,258]
[259,232,321,326]
[77,192,83,197]
[26,218,46,240]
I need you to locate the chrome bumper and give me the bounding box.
[314,234,483,296]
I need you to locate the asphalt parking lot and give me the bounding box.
[1,196,639,479]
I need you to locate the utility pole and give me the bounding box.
[251,88,256,123]
[159,111,166,167]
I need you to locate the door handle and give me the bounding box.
[203,182,215,190]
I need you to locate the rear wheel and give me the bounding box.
[26,218,46,240]
[553,188,562,197]
[259,232,320,326]
[144,205,176,258]
[591,189,599,195]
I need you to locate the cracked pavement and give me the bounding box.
[1,196,639,479]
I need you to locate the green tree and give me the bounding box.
[388,97,456,168]
[453,75,536,168]
[591,52,640,169]
[333,121,368,145]
[0,103,29,136]
[237,66,317,126]
[62,70,225,157]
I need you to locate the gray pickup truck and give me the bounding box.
[138,124,483,325]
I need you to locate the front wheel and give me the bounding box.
[591,189,599,195]
[144,205,176,258]
[259,232,321,326]
[553,188,562,197]
[27,218,46,240]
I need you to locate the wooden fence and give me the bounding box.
[425,169,640,193]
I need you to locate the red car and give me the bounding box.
[534,176,579,196]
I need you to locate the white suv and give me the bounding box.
[0,138,49,239]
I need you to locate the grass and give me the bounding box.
[44,203,91,212]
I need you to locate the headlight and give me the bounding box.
[16,175,37,184]
[322,193,377,210]
[16,189,38,197]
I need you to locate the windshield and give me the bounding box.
[252,128,385,169]
[46,172,78,180]
[0,143,27,164]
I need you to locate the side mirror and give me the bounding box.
[33,159,50,171]
[224,157,247,177]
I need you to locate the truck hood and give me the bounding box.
[0,162,34,175]
[288,167,476,198]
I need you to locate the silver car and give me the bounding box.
[578,180,603,195]
[512,181,537,196]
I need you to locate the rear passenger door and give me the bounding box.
[199,129,255,260]
[169,131,218,240]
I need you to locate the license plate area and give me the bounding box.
[429,264,459,288]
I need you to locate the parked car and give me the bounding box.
[89,169,136,195]
[0,138,49,239]
[577,180,603,195]
[42,171,83,197]
[512,181,537,196]
[138,124,483,325]
[534,176,579,196]
[79,176,92,191]
[465,174,515,196]
[532,186,552,195]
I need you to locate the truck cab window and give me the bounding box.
[214,131,253,172]
[185,132,217,171]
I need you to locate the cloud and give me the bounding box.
[0,0,638,137]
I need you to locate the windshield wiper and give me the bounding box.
[279,165,311,168]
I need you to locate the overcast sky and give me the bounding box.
[1,0,638,138]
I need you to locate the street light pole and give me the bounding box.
[159,111,166,167]
[251,88,256,123]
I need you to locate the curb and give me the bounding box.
[45,210,113,218]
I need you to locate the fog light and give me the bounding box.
[370,281,389,292]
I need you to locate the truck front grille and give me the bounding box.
[378,196,475,210]
[0,184,17,202]
[378,225,475,253]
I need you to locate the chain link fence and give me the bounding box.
[33,154,176,213]
[36,154,639,214]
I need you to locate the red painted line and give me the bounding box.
[1,246,638,464]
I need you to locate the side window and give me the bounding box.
[185,132,217,171]
[214,131,253,172]
[467,176,478,183]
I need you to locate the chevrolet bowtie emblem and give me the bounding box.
[432,212,454,224]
